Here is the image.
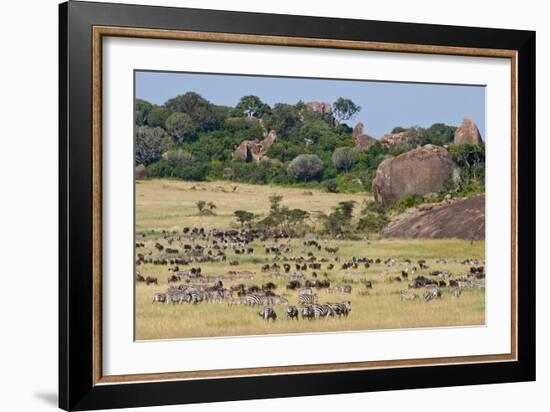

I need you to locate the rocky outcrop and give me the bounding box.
[381,195,485,240]
[135,164,147,180]
[454,117,482,144]
[379,131,412,149]
[233,130,278,163]
[352,122,377,150]
[372,144,461,205]
[305,101,332,117]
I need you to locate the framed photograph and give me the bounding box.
[59,1,535,410]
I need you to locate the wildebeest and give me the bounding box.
[262,282,277,292]
[145,276,158,285]
[259,307,277,321]
[301,306,315,319]
[286,280,302,290]
[285,306,299,320]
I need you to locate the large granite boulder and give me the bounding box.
[135,164,147,180]
[233,130,278,163]
[372,144,461,205]
[381,195,485,240]
[305,101,332,117]
[379,131,413,149]
[352,122,377,150]
[454,117,482,144]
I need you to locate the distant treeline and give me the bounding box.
[135,92,484,194]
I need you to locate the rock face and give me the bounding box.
[381,195,485,240]
[352,122,377,150]
[372,144,461,205]
[233,130,278,163]
[454,117,482,144]
[379,131,412,149]
[135,164,147,180]
[305,101,332,117]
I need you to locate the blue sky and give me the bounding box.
[135,71,485,138]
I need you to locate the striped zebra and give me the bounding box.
[244,294,271,306]
[423,287,442,302]
[308,303,336,318]
[152,293,166,303]
[182,289,203,304]
[328,301,352,317]
[165,293,183,304]
[298,293,318,306]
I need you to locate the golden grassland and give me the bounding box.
[135,179,485,340]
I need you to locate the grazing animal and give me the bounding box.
[328,301,352,317]
[258,307,277,321]
[308,304,336,318]
[152,293,166,303]
[423,287,442,302]
[286,280,302,290]
[301,306,315,319]
[262,282,277,292]
[285,306,299,320]
[145,276,158,285]
[298,293,318,305]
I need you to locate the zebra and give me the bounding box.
[165,293,183,304]
[423,287,442,302]
[182,290,203,304]
[298,288,313,295]
[328,301,352,317]
[298,293,318,306]
[244,294,271,306]
[285,306,299,320]
[400,290,418,301]
[152,293,166,303]
[309,304,336,318]
[258,307,277,321]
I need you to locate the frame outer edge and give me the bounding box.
[58,2,69,410]
[61,1,535,409]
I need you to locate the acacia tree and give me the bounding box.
[234,210,256,228]
[287,154,324,182]
[135,126,169,166]
[135,99,153,126]
[332,147,357,172]
[236,95,271,118]
[332,98,361,122]
[165,112,195,142]
[147,105,171,128]
[164,92,224,131]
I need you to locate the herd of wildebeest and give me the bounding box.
[136,227,485,323]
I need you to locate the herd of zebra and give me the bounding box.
[137,226,486,329]
[150,279,353,322]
